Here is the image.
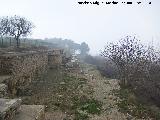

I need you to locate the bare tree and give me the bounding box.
[101,36,152,86]
[0,15,34,48]
[0,17,9,35]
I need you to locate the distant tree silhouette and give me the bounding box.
[80,42,90,55]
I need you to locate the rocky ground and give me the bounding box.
[81,64,127,120]
[22,63,154,120]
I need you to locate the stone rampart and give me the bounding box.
[0,51,48,95]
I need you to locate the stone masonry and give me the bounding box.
[0,51,48,95]
[0,49,64,120]
[48,49,63,68]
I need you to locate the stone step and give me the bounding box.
[0,84,8,98]
[0,98,22,120]
[0,75,11,84]
[15,105,45,120]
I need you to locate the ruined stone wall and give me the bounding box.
[48,49,63,68]
[0,55,13,75]
[48,55,62,65]
[0,51,48,95]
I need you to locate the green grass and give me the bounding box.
[75,111,89,120]
[79,99,102,114]
[73,96,102,120]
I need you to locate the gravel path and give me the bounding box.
[85,65,127,120]
[45,65,128,120]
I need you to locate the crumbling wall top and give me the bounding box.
[0,51,48,58]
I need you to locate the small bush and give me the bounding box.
[114,88,160,119]
[79,99,102,114]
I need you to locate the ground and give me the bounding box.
[80,64,127,120]
[22,63,154,120]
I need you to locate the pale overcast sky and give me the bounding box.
[0,0,159,55]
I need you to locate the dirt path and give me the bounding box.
[44,64,129,120]
[83,64,127,120]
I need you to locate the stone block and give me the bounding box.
[0,98,22,120]
[0,75,11,84]
[15,105,45,120]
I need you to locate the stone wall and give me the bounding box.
[48,49,63,68]
[0,51,48,95]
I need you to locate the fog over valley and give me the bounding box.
[0,0,159,55]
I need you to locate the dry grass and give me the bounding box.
[22,66,102,120]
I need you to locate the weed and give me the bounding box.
[114,88,160,119]
[79,99,102,114]
[71,95,102,119]
[75,111,89,120]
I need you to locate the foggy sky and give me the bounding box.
[0,0,159,55]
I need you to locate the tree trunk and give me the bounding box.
[18,38,20,47]
[16,38,19,48]
[16,37,20,48]
[2,37,3,47]
[10,37,12,46]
